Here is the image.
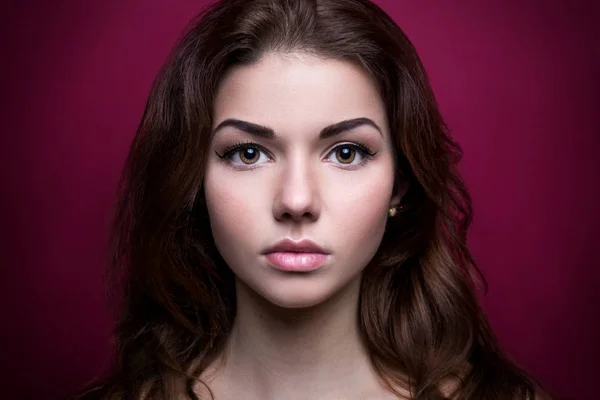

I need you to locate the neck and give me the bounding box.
[206,274,391,400]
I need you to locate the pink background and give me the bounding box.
[1,1,598,399]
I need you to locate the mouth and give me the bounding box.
[262,238,330,272]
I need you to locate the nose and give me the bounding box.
[272,154,321,222]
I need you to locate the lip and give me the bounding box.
[263,238,329,254]
[263,239,330,272]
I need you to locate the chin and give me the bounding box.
[242,273,361,310]
[265,292,331,309]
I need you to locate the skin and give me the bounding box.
[200,52,408,400]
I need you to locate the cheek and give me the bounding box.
[338,184,390,236]
[203,169,262,255]
[324,166,394,253]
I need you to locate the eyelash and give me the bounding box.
[215,140,377,168]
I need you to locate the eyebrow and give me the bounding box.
[211,117,382,140]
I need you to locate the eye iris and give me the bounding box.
[336,147,355,164]
[240,148,259,164]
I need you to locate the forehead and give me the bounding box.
[212,52,387,133]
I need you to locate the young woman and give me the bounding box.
[75,0,551,399]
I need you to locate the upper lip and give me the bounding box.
[263,238,329,254]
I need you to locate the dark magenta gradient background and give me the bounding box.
[2,0,599,399]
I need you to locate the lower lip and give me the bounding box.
[264,252,329,272]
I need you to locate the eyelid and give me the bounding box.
[324,141,376,157]
[217,141,273,159]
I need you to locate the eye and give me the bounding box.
[217,142,271,166]
[325,143,376,166]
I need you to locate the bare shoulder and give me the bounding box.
[533,390,553,400]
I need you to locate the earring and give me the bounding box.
[388,206,397,217]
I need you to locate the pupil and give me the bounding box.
[241,148,258,163]
[336,147,355,164]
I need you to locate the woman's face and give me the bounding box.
[204,52,402,309]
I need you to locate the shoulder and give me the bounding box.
[518,385,553,400]
[533,390,553,400]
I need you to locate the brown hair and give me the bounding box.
[74,0,548,398]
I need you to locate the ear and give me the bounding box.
[390,174,409,207]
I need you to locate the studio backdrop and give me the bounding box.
[1,1,598,399]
